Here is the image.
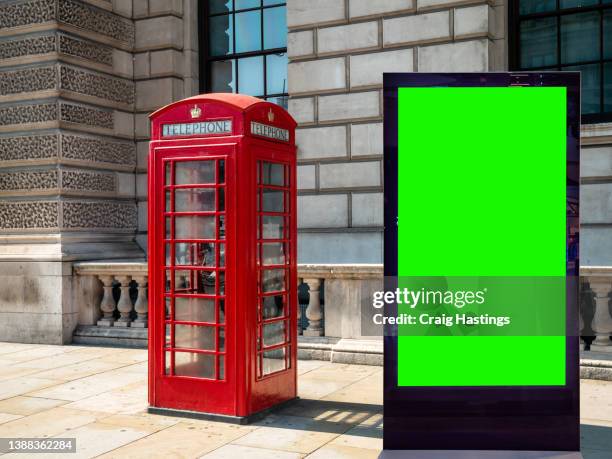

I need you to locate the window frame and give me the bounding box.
[198,1,288,105]
[509,0,612,123]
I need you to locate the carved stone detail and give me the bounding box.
[0,65,57,96]
[0,0,56,30]
[60,65,134,104]
[0,170,58,191]
[59,102,113,129]
[0,135,58,161]
[0,201,59,229]
[61,169,116,192]
[0,34,56,60]
[58,0,135,45]
[58,33,112,66]
[61,134,135,166]
[62,201,137,229]
[0,103,57,126]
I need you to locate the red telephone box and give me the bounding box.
[147,94,298,422]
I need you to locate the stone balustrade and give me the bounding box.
[581,266,612,349]
[74,261,384,340]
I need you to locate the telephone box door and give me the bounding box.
[150,143,236,415]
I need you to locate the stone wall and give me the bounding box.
[286,0,505,263]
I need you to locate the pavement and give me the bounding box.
[0,342,608,458]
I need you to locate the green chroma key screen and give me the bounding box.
[397,87,567,387]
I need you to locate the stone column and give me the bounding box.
[0,0,141,344]
[303,278,323,336]
[132,275,148,328]
[589,277,612,346]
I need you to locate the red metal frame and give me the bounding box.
[148,94,297,418]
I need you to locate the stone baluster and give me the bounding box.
[589,277,612,346]
[132,275,148,328]
[97,275,117,327]
[114,275,133,327]
[303,278,323,337]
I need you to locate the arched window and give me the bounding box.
[201,0,288,108]
[510,0,612,123]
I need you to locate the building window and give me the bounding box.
[201,0,288,109]
[510,0,612,123]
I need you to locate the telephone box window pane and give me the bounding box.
[519,0,556,15]
[165,352,171,375]
[175,189,216,212]
[264,8,287,49]
[262,295,285,319]
[218,188,225,211]
[219,271,225,295]
[175,325,215,350]
[235,11,261,53]
[209,15,234,56]
[263,321,285,347]
[174,352,215,379]
[211,60,236,93]
[175,216,216,240]
[165,191,171,212]
[175,242,216,267]
[218,160,225,183]
[165,244,172,266]
[563,63,601,114]
[219,299,226,323]
[219,327,225,351]
[176,161,215,185]
[173,270,216,295]
[165,162,172,185]
[560,12,600,65]
[237,56,264,96]
[218,356,225,380]
[219,215,226,239]
[262,162,285,186]
[236,0,259,9]
[165,270,172,292]
[165,218,171,239]
[165,297,171,320]
[520,17,557,69]
[262,269,286,293]
[175,297,215,323]
[165,323,171,347]
[174,270,194,292]
[262,347,287,375]
[262,190,284,212]
[262,243,286,265]
[261,215,285,239]
[219,243,226,267]
[266,54,287,95]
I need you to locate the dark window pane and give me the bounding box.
[264,6,287,49]
[266,53,288,95]
[605,10,612,60]
[560,0,598,8]
[237,56,264,95]
[236,0,259,9]
[563,64,601,114]
[211,60,236,93]
[209,15,233,56]
[561,12,600,65]
[520,0,556,15]
[520,17,557,69]
[210,0,233,14]
[262,295,285,319]
[235,10,261,53]
[262,269,286,292]
[605,63,612,113]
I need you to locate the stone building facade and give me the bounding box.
[0,0,611,345]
